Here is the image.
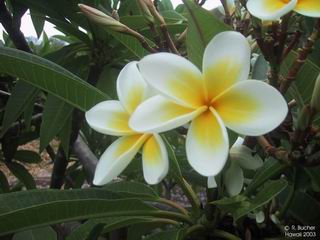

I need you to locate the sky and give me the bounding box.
[0,0,220,41]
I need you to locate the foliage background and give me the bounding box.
[0,0,319,239]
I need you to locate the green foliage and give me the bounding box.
[0,189,159,235]
[0,47,109,111]
[13,227,57,240]
[40,95,73,152]
[0,1,320,239]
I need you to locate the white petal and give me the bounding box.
[247,0,297,21]
[142,134,169,185]
[295,0,320,18]
[85,100,134,136]
[93,134,148,185]
[117,61,148,114]
[186,108,229,176]
[232,137,244,148]
[256,211,265,224]
[207,176,217,189]
[203,31,251,100]
[230,145,263,170]
[212,80,288,136]
[224,161,244,196]
[138,53,205,108]
[129,95,207,133]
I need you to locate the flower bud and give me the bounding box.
[311,74,320,112]
[296,105,313,131]
[78,4,128,32]
[137,0,154,24]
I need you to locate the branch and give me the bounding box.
[280,20,320,93]
[0,0,31,53]
[72,135,98,184]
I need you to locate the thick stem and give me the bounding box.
[220,0,232,25]
[0,0,31,53]
[50,145,68,189]
[212,229,241,240]
[157,198,189,216]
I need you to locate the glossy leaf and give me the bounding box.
[0,171,10,193]
[67,217,174,240]
[0,189,159,235]
[104,181,159,199]
[14,150,41,163]
[6,162,36,189]
[1,81,39,137]
[144,229,186,240]
[40,95,73,152]
[214,179,288,220]
[13,227,57,240]
[244,158,287,195]
[0,47,109,112]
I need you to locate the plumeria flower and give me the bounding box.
[85,62,168,185]
[224,137,263,196]
[207,137,263,196]
[129,31,288,177]
[247,0,320,21]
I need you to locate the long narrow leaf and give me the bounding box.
[0,47,109,112]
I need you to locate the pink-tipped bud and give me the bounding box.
[78,4,128,32]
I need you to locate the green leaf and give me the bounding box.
[59,113,73,156]
[14,150,41,163]
[1,81,39,136]
[0,188,159,235]
[304,166,320,191]
[0,47,109,112]
[244,158,287,195]
[46,17,91,45]
[13,227,57,240]
[159,0,174,11]
[282,51,320,103]
[144,229,186,240]
[40,95,73,152]
[104,181,159,199]
[214,179,288,220]
[183,0,230,68]
[108,31,154,58]
[0,170,10,193]
[67,217,173,240]
[6,162,36,189]
[279,188,320,225]
[30,9,45,38]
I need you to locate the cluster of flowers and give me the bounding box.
[86,31,288,186]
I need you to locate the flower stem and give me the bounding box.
[157,198,189,216]
[280,19,320,93]
[212,229,241,240]
[155,210,194,225]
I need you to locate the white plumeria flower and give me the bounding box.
[224,137,263,196]
[129,31,288,177]
[86,62,169,185]
[247,0,320,21]
[207,137,263,196]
